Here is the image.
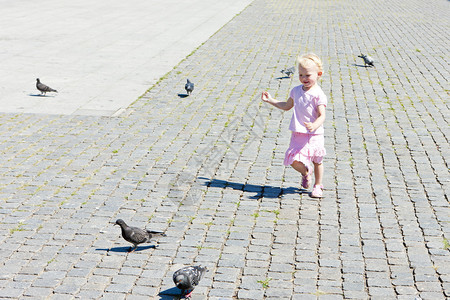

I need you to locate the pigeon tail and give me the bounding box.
[147,230,166,239]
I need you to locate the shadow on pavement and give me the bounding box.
[353,63,373,68]
[95,245,158,253]
[159,286,184,299]
[199,177,306,199]
[28,93,56,97]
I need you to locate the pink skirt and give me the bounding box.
[284,132,326,166]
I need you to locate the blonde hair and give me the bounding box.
[296,53,323,73]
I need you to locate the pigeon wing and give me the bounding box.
[190,267,201,286]
[189,266,207,287]
[37,82,57,92]
[125,226,150,244]
[37,82,49,92]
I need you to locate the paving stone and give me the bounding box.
[237,289,265,299]
[0,287,24,298]
[129,285,159,297]
[22,286,53,298]
[76,289,104,299]
[104,283,133,293]
[240,276,262,290]
[291,294,317,300]
[395,285,418,295]
[368,287,397,298]
[208,288,236,298]
[418,292,447,300]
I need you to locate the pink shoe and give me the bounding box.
[311,185,323,198]
[301,166,312,189]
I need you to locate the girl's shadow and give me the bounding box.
[198,177,307,199]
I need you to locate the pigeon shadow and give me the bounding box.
[159,287,184,299]
[198,177,306,199]
[28,93,56,97]
[275,76,291,80]
[177,93,189,98]
[95,245,158,253]
[157,295,180,300]
[353,63,372,68]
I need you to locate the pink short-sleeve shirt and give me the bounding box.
[288,85,327,134]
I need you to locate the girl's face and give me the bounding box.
[298,63,322,91]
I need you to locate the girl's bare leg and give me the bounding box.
[313,162,323,186]
[291,161,309,176]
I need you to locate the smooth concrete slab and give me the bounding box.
[0,0,252,116]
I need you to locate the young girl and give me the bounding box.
[261,53,327,198]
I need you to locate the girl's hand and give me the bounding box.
[304,122,315,132]
[261,91,272,103]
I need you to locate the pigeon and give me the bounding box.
[114,219,166,252]
[185,79,194,96]
[358,54,375,67]
[36,78,58,95]
[173,265,208,299]
[281,66,295,77]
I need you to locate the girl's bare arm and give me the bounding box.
[261,91,294,111]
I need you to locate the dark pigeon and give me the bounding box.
[281,66,295,77]
[36,78,58,95]
[114,219,166,252]
[358,54,375,67]
[185,79,194,96]
[173,265,208,299]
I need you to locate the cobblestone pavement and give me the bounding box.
[0,0,448,299]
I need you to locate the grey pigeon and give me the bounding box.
[358,54,375,67]
[115,219,166,252]
[281,66,295,77]
[36,78,58,95]
[173,265,208,298]
[185,79,194,96]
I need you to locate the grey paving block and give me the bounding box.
[237,289,265,299]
